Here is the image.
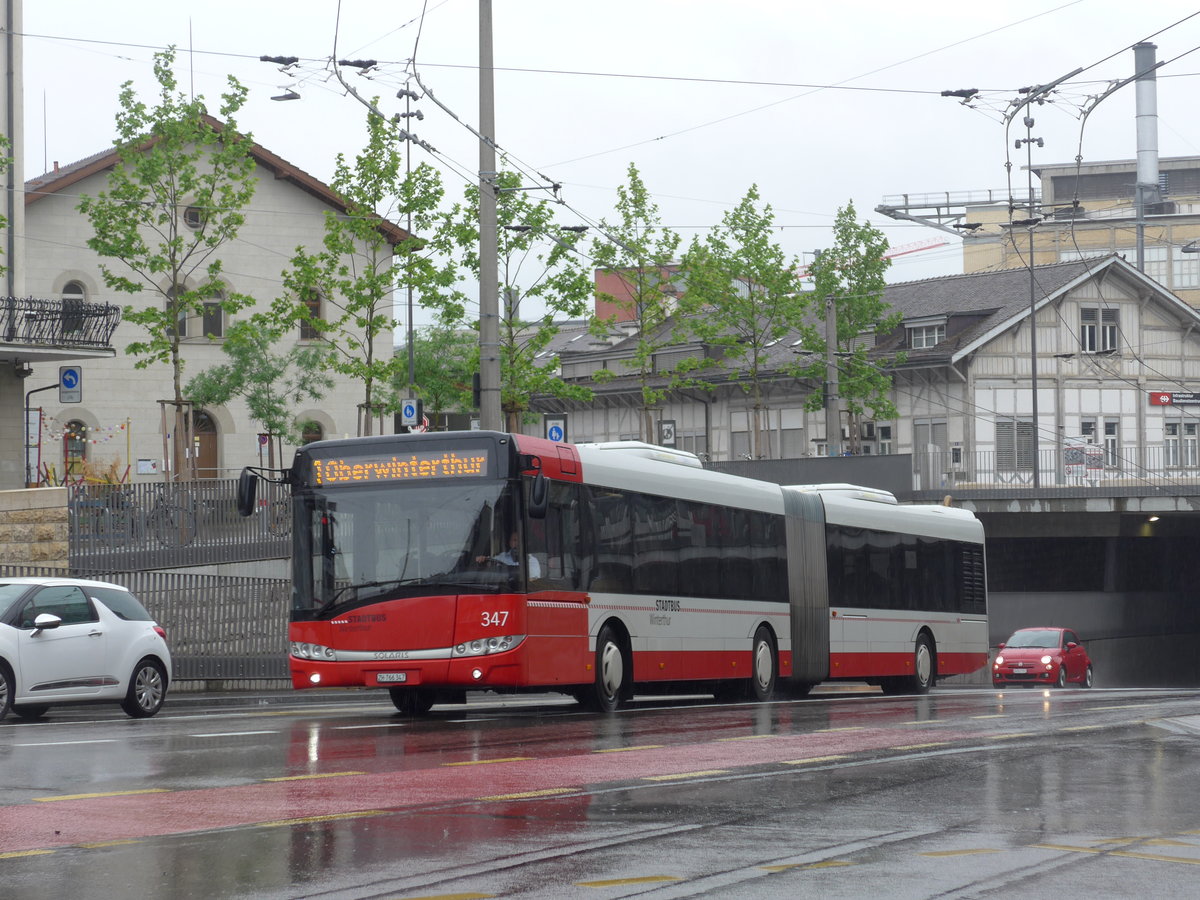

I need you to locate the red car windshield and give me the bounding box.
[1006,629,1062,649]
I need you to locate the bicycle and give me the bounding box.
[147,485,197,547]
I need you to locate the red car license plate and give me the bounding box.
[1013,668,1027,674]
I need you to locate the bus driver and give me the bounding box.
[477,531,541,579]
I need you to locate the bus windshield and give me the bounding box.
[294,480,527,613]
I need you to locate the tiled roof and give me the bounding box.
[25,115,411,245]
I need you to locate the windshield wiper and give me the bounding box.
[317,578,427,614]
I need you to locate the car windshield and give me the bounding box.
[1006,629,1061,649]
[294,480,526,612]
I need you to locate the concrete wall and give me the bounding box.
[0,487,68,568]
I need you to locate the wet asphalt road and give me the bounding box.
[1,684,1199,899]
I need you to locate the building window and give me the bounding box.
[301,422,324,445]
[909,323,945,349]
[996,419,1035,472]
[877,424,893,455]
[1080,307,1118,352]
[183,205,206,230]
[1165,420,1198,468]
[64,419,88,477]
[300,290,323,340]
[1173,246,1200,289]
[62,281,86,333]
[202,292,224,338]
[1143,246,1169,285]
[1082,418,1120,468]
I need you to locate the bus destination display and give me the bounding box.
[311,449,489,485]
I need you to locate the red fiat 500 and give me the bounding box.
[992,627,1093,689]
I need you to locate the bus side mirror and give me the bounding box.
[236,467,258,517]
[529,469,548,520]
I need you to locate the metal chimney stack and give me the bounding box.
[1134,41,1160,271]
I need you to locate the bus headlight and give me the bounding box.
[453,635,523,657]
[291,641,337,661]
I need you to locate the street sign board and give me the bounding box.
[544,414,567,443]
[401,398,420,427]
[59,366,82,403]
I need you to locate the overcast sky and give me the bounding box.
[19,1,1200,329]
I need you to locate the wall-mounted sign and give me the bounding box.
[1150,392,1200,406]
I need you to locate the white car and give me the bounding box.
[0,577,171,720]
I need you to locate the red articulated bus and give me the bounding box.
[237,431,988,715]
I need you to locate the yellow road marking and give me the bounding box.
[921,849,1002,857]
[761,860,852,871]
[443,757,533,767]
[0,850,55,859]
[718,735,775,742]
[577,875,679,887]
[1090,704,1154,710]
[971,714,1005,719]
[478,788,579,802]
[1061,725,1105,732]
[891,742,949,751]
[264,771,366,782]
[79,840,142,848]
[259,810,387,828]
[643,770,728,781]
[1033,842,1200,865]
[782,755,849,765]
[593,745,664,753]
[392,894,494,899]
[35,788,170,803]
[815,726,865,733]
[988,732,1034,740]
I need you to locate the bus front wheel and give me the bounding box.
[390,687,435,716]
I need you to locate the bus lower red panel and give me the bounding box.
[830,651,987,679]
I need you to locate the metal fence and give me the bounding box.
[2,294,122,347]
[912,446,1200,494]
[68,479,290,572]
[0,564,290,682]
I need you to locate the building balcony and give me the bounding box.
[2,295,122,358]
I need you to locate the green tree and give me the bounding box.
[394,324,478,428]
[279,107,461,435]
[797,201,900,453]
[446,170,596,431]
[77,46,257,477]
[591,163,707,442]
[680,184,807,458]
[184,314,333,465]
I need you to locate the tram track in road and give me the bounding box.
[0,696,1183,858]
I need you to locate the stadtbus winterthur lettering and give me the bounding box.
[312,451,488,485]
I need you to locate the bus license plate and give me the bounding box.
[377,673,408,683]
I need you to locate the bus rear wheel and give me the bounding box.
[750,626,777,702]
[880,635,935,695]
[390,687,435,716]
[585,624,628,713]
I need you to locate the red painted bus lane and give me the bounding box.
[0,725,975,854]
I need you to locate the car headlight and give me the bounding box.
[994,655,1005,665]
[291,641,337,661]
[453,635,524,657]
[1040,655,1053,665]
